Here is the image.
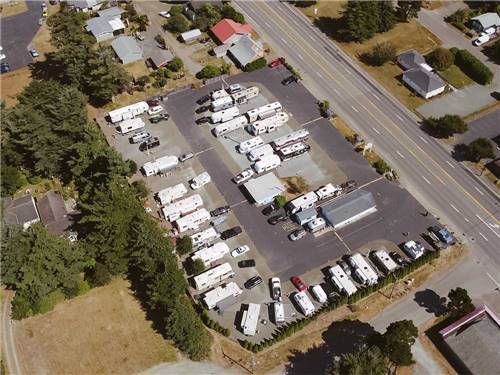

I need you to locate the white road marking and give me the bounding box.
[265,22,271,28]
[419,136,429,145]
[195,147,213,156]
[281,37,288,45]
[297,53,304,60]
[473,186,485,196]
[475,214,500,239]
[449,203,460,213]
[395,114,403,121]
[422,176,431,185]
[351,105,359,113]
[372,127,381,135]
[373,93,381,101]
[333,88,340,95]
[396,150,405,159]
[479,232,488,242]
[346,69,354,76]
[464,217,470,223]
[316,71,323,78]
[486,272,500,289]
[446,161,456,169]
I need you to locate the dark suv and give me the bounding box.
[282,75,299,85]
[210,205,231,217]
[238,259,256,268]
[268,214,288,225]
[139,137,160,151]
[262,202,280,216]
[221,226,242,240]
[244,275,263,289]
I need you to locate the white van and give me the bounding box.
[130,131,151,144]
[473,34,490,46]
[148,105,164,116]
[273,302,285,324]
[311,284,327,303]
[238,136,264,154]
[248,144,274,162]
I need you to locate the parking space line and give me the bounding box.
[479,232,488,242]
[230,200,248,209]
[473,186,485,196]
[372,127,381,135]
[300,117,323,127]
[316,71,323,78]
[334,232,351,253]
[333,88,340,95]
[446,161,456,169]
[297,53,304,60]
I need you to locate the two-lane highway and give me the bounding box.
[235,1,500,277]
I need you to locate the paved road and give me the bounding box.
[1,291,22,375]
[234,2,500,290]
[0,1,41,71]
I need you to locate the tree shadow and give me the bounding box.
[284,319,376,374]
[414,288,447,317]
[29,52,66,82]
[313,16,350,42]
[451,143,470,162]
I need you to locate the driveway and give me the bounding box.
[0,0,41,71]
[459,109,500,146]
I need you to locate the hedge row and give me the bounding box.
[240,250,441,352]
[197,306,231,337]
[452,48,494,85]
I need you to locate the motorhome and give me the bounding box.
[348,253,378,286]
[211,96,235,112]
[231,86,259,104]
[203,282,242,310]
[272,129,309,151]
[253,154,281,174]
[328,265,358,296]
[238,136,264,154]
[306,217,326,233]
[241,303,261,336]
[286,191,318,214]
[247,112,289,136]
[141,156,178,177]
[211,106,239,123]
[161,194,203,222]
[273,302,285,324]
[211,88,229,101]
[277,142,310,161]
[193,262,234,290]
[311,285,327,303]
[246,102,282,122]
[372,249,398,274]
[315,183,342,200]
[108,101,149,123]
[173,208,211,233]
[213,115,249,137]
[117,118,145,135]
[190,172,211,190]
[156,183,188,205]
[293,292,315,316]
[247,144,274,162]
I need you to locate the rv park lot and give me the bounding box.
[97,66,439,342]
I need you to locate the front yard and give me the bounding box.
[438,64,474,89]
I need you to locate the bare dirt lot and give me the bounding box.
[15,278,178,375]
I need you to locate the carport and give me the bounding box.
[321,190,377,230]
[243,172,285,206]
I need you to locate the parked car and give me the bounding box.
[139,137,160,151]
[210,205,231,217]
[221,226,242,240]
[199,37,210,44]
[30,49,39,58]
[42,9,48,17]
[159,10,171,18]
[1,62,11,73]
[268,214,288,225]
[389,251,405,266]
[291,276,307,292]
[430,225,455,246]
[339,261,351,276]
[147,99,160,107]
[147,105,163,116]
[282,75,299,85]
[149,113,169,123]
[197,94,210,105]
[196,116,210,125]
[271,277,282,300]
[0,53,5,61]
[195,105,209,114]
[341,180,357,192]
[244,275,263,289]
[233,168,254,184]
[473,34,490,46]
[269,58,284,68]
[262,202,280,216]
[231,245,250,258]
[289,229,306,241]
[38,17,44,25]
[178,152,194,162]
[238,259,256,268]
[135,31,145,41]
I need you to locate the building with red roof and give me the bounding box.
[211,18,253,45]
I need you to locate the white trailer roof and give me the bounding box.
[162,194,203,219]
[289,191,318,210]
[156,183,188,205]
[117,117,145,132]
[108,101,148,122]
[231,86,259,101]
[246,101,282,118]
[373,249,398,273]
[191,242,230,267]
[174,208,210,233]
[248,144,274,160]
[272,129,309,149]
[329,265,358,296]
[190,227,219,247]
[203,282,242,309]
[242,303,261,336]
[193,262,234,290]
[294,291,315,316]
[349,253,378,284]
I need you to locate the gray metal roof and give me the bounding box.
[397,49,426,71]
[471,12,500,29]
[3,195,40,226]
[86,17,113,36]
[228,36,263,67]
[321,189,376,227]
[243,172,285,204]
[294,207,317,222]
[97,6,125,18]
[403,68,446,93]
[68,0,102,9]
[111,36,142,60]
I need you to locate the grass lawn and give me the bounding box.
[438,64,474,89]
[0,0,27,18]
[16,278,178,375]
[124,60,150,79]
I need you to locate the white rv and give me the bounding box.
[328,265,357,296]
[108,101,149,123]
[141,156,179,177]
[211,88,229,101]
[191,242,230,267]
[161,194,203,222]
[193,262,234,290]
[174,208,211,233]
[190,172,211,190]
[273,302,285,324]
[211,96,234,112]
[156,183,188,205]
[315,183,342,200]
[117,118,145,135]
[231,86,259,104]
[213,115,249,137]
[238,136,264,154]
[203,282,242,310]
[272,129,310,151]
[241,303,261,336]
[190,227,220,249]
[211,105,239,123]
[247,144,275,162]
[293,292,315,316]
[287,191,318,214]
[253,154,281,174]
[246,102,282,122]
[311,285,327,303]
[306,217,326,233]
[248,112,289,136]
[372,249,398,274]
[278,142,310,161]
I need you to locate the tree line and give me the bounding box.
[1,5,211,360]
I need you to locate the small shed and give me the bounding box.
[243,172,285,206]
[111,36,143,64]
[181,29,202,44]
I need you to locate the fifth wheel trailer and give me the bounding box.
[156,183,188,205]
[108,101,149,123]
[246,102,282,122]
[213,115,249,137]
[211,96,235,112]
[117,118,145,135]
[141,155,178,177]
[191,242,230,267]
[193,262,234,290]
[253,154,281,174]
[348,253,378,286]
[161,194,203,222]
[247,112,289,136]
[241,303,261,336]
[328,265,358,296]
[211,105,239,123]
[190,227,220,249]
[173,208,211,233]
[286,191,318,214]
[203,282,242,310]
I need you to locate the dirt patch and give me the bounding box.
[209,245,467,374]
[0,67,33,107]
[15,278,178,375]
[281,176,310,199]
[0,0,27,18]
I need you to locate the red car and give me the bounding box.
[268,58,284,68]
[291,276,307,292]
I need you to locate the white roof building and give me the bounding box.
[243,172,285,206]
[241,303,261,336]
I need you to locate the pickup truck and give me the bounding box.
[271,277,282,300]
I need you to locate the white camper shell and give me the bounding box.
[241,303,261,336]
[253,154,281,174]
[161,194,203,221]
[293,292,315,316]
[211,96,235,112]
[213,115,248,137]
[311,284,328,303]
[194,262,234,290]
[118,118,145,135]
[211,105,239,123]
[246,101,282,122]
[315,183,342,200]
[273,302,285,324]
[372,249,398,274]
[287,191,318,214]
[348,253,378,286]
[190,227,220,249]
[203,282,242,310]
[306,217,326,233]
[191,242,230,267]
[108,101,149,123]
[247,144,274,162]
[238,136,264,154]
[141,155,178,176]
[190,172,211,190]
[328,265,358,296]
[211,88,229,101]
[278,142,310,160]
[231,86,259,104]
[174,208,211,233]
[272,129,310,151]
[156,183,188,205]
[248,112,289,136]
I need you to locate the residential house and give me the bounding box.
[67,0,106,13]
[111,36,143,64]
[3,195,40,230]
[470,13,500,33]
[85,7,126,42]
[402,68,446,99]
[211,18,253,45]
[147,49,174,69]
[36,191,77,237]
[228,35,264,67]
[397,49,433,72]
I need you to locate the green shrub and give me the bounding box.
[245,57,267,72]
[428,47,454,71]
[366,42,397,66]
[454,49,494,85]
[33,291,65,314]
[196,64,224,79]
[170,5,183,15]
[176,235,193,255]
[77,280,91,296]
[85,262,112,287]
[423,115,468,138]
[275,195,287,207]
[126,159,137,176]
[132,180,149,199]
[11,294,33,320]
[467,138,495,162]
[167,57,184,72]
[373,159,391,174]
[166,13,190,33]
[221,4,245,23]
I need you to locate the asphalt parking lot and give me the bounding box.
[0,1,41,71]
[459,109,500,147]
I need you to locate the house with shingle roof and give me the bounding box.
[85,6,126,42]
[37,191,77,236]
[402,68,446,99]
[3,195,40,229]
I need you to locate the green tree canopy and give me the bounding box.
[327,346,387,375]
[366,42,397,66]
[221,4,245,23]
[428,47,454,71]
[467,138,495,162]
[447,287,475,320]
[423,115,468,138]
[167,13,190,33]
[176,235,193,255]
[397,1,422,21]
[343,1,397,42]
[167,57,184,72]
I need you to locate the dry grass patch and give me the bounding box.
[0,67,32,107]
[16,278,178,375]
[124,60,150,79]
[0,0,27,18]
[439,65,474,89]
[300,0,345,20]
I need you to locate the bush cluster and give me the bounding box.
[198,308,231,336]
[245,57,267,72]
[454,49,494,85]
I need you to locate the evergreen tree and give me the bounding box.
[371,320,418,367]
[397,0,422,21]
[447,287,475,319]
[327,346,387,375]
[377,1,397,32]
[343,1,379,42]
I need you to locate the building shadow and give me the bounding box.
[283,319,376,374]
[414,288,447,317]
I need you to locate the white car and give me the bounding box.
[231,245,250,258]
[233,168,254,184]
[473,34,490,46]
[147,105,163,116]
[30,49,39,57]
[159,11,171,18]
[0,54,5,61]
